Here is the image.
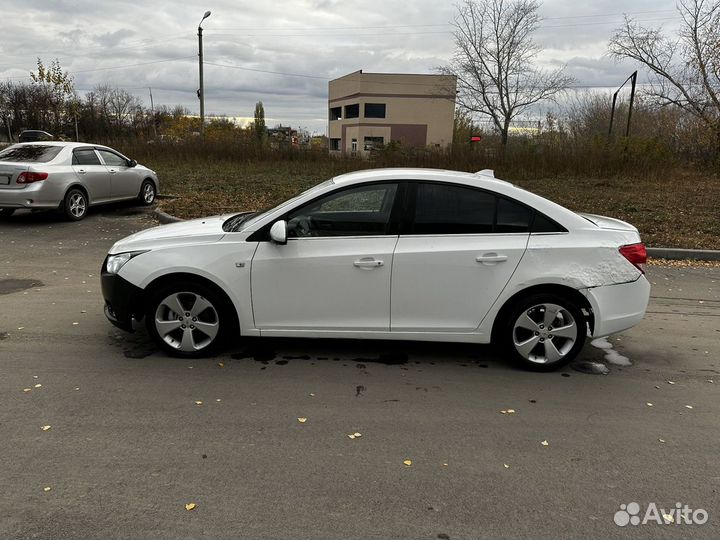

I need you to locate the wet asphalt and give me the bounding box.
[1,207,719,540]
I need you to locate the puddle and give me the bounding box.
[591,337,632,366]
[352,353,408,365]
[0,278,44,295]
[231,348,277,362]
[571,361,610,375]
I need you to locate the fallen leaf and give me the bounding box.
[215,399,221,402]
[81,310,87,314]
[663,513,674,523]
[647,402,653,407]
[507,409,516,414]
[297,417,307,423]
[17,327,24,330]
[442,463,448,467]
[503,463,510,469]
[667,380,675,385]
[541,440,549,446]
[353,432,362,437]
[23,388,31,393]
[685,405,693,409]
[32,375,38,379]
[41,425,51,431]
[185,503,197,511]
[34,384,42,388]
[348,434,356,439]
[309,393,315,397]
[658,438,666,443]
[72,322,79,326]
[217,362,224,368]
[403,459,412,466]
[43,486,51,492]
[195,401,203,405]
[708,379,714,383]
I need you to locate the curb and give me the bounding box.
[154,208,183,224]
[148,210,720,262]
[647,247,720,262]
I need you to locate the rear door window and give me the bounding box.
[0,145,63,163]
[496,197,532,233]
[72,149,102,165]
[411,183,495,234]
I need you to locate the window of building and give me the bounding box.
[363,137,384,151]
[329,138,341,151]
[351,139,358,153]
[329,107,342,121]
[344,104,359,119]
[364,103,386,118]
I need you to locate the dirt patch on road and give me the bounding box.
[0,279,44,295]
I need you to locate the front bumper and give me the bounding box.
[101,261,145,332]
[583,275,651,337]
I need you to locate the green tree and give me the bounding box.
[253,101,266,143]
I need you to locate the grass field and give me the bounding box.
[147,158,720,250]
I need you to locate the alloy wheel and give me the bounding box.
[143,183,155,204]
[154,291,219,352]
[69,192,86,218]
[512,302,578,364]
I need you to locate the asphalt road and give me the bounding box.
[1,207,719,540]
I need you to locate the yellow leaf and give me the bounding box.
[507,409,516,414]
[34,384,42,388]
[43,486,51,492]
[503,463,510,469]
[403,459,412,466]
[185,503,196,511]
[663,513,674,523]
[297,417,307,423]
[23,388,31,393]
[348,434,355,439]
[195,401,203,405]
[217,362,224,368]
[540,440,549,446]
[41,425,51,431]
[646,402,653,407]
[658,438,666,443]
[685,405,693,409]
[353,432,362,437]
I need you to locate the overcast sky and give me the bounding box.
[0,0,682,133]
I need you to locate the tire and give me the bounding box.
[63,188,88,221]
[138,180,156,206]
[146,280,235,358]
[501,293,587,371]
[0,208,15,218]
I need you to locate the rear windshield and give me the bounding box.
[0,145,63,163]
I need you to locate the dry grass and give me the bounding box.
[115,138,718,250]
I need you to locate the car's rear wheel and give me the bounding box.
[146,281,232,357]
[502,293,586,371]
[63,188,88,221]
[138,180,156,206]
[0,208,15,218]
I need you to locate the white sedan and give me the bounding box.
[101,168,650,370]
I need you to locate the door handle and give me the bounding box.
[77,169,86,174]
[353,258,384,269]
[476,254,508,263]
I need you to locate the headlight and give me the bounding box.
[105,251,147,274]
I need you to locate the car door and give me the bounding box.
[390,182,530,333]
[72,148,111,202]
[251,181,402,332]
[97,149,139,200]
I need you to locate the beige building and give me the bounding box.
[328,70,457,154]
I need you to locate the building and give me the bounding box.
[328,70,457,154]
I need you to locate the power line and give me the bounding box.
[3,56,195,80]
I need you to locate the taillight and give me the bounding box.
[619,243,647,274]
[17,172,48,184]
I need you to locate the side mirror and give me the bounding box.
[269,220,287,244]
[128,159,137,167]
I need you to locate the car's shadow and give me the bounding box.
[0,201,153,226]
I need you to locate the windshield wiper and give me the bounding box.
[224,212,257,232]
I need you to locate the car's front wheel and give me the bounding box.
[138,180,156,206]
[63,188,88,221]
[146,281,232,357]
[502,293,586,371]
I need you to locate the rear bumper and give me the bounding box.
[583,276,651,337]
[101,262,145,332]
[0,183,61,209]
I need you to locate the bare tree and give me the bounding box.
[441,0,573,145]
[609,0,720,148]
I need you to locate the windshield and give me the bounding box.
[0,144,63,163]
[227,179,335,232]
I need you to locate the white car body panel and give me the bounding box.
[108,168,650,345]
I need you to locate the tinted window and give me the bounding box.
[412,183,495,234]
[364,103,386,118]
[286,183,398,237]
[496,197,532,233]
[72,149,101,166]
[0,145,63,163]
[531,212,566,233]
[344,104,359,119]
[97,150,127,167]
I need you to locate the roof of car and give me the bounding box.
[332,167,515,188]
[16,141,96,148]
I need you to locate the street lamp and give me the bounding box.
[198,10,211,137]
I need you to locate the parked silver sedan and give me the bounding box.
[0,142,159,220]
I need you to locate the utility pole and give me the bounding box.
[148,87,157,139]
[198,10,211,137]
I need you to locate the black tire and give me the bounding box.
[63,188,88,221]
[0,208,15,218]
[138,179,156,206]
[501,293,587,371]
[146,280,236,358]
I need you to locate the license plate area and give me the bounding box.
[0,175,10,185]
